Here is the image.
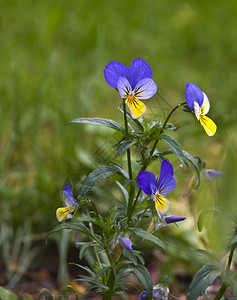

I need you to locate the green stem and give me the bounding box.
[123,100,133,180]
[127,102,187,222]
[103,269,115,300]
[150,101,186,159]
[214,223,237,300]
[123,101,135,219]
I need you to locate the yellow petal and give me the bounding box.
[199,115,217,136]
[56,207,70,222]
[154,193,170,216]
[125,95,146,119]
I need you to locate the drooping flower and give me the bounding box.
[202,169,222,181]
[137,159,176,217]
[163,216,186,224]
[138,284,169,300]
[104,58,157,119]
[185,83,217,136]
[56,183,76,222]
[110,233,133,252]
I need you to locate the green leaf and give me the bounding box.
[72,264,96,277]
[0,286,18,300]
[46,220,95,241]
[130,227,165,250]
[118,107,144,132]
[68,117,125,132]
[159,134,189,168]
[183,150,200,189]
[115,140,136,157]
[79,164,128,196]
[116,181,129,203]
[61,285,79,300]
[95,266,112,278]
[197,207,222,232]
[122,249,138,266]
[130,265,153,300]
[187,264,222,300]
[79,241,97,260]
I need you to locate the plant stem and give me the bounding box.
[123,101,135,219]
[127,102,187,222]
[214,223,237,300]
[150,101,186,159]
[123,100,133,180]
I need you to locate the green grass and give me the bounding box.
[0,0,237,283]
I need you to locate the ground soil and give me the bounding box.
[0,243,234,299]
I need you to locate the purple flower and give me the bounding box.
[118,236,133,251]
[185,83,217,136]
[137,160,176,217]
[56,183,76,222]
[138,284,169,300]
[110,234,133,252]
[203,169,222,181]
[104,58,157,119]
[163,216,186,224]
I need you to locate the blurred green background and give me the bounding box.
[1,0,237,294]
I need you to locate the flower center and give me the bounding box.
[127,94,139,108]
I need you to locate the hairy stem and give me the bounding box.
[214,223,237,300]
[123,101,135,219]
[127,102,187,222]
[150,101,186,158]
[123,100,133,180]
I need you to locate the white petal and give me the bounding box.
[201,92,210,115]
[133,78,157,100]
[193,101,201,120]
[117,77,132,99]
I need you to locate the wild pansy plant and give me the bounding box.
[48,58,235,300]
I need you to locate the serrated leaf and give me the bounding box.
[79,165,128,196]
[115,140,136,157]
[130,265,153,300]
[68,117,125,132]
[187,264,222,300]
[130,227,165,250]
[159,134,189,168]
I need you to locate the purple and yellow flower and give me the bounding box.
[138,284,169,300]
[137,160,176,217]
[185,83,217,136]
[56,183,76,222]
[104,58,157,119]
